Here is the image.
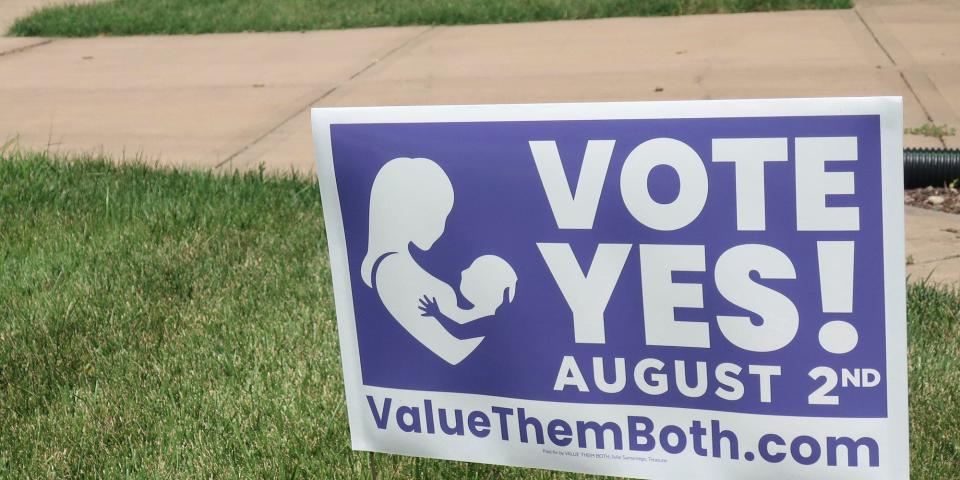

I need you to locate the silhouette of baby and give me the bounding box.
[418,255,517,325]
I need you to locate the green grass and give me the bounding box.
[905,123,957,139]
[0,151,957,478]
[908,283,960,479]
[9,0,851,37]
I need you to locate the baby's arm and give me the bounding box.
[418,295,487,325]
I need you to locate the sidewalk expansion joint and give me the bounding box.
[914,254,960,266]
[0,38,53,59]
[215,26,436,170]
[854,5,946,148]
[853,8,896,67]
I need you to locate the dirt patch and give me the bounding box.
[906,187,960,214]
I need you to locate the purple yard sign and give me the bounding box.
[312,98,908,479]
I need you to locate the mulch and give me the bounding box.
[905,186,960,214]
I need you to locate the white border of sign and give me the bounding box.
[312,97,906,479]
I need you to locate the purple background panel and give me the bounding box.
[330,115,886,418]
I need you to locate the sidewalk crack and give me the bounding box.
[0,38,53,58]
[854,6,945,148]
[853,8,896,66]
[216,26,435,169]
[914,254,960,266]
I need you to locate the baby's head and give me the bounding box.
[460,255,517,313]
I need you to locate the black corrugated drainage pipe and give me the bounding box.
[904,148,960,189]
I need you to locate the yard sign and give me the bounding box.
[312,98,907,479]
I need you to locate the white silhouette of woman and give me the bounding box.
[361,157,509,365]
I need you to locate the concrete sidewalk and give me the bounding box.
[906,206,960,285]
[1,0,958,173]
[1,0,958,282]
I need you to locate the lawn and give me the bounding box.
[9,0,851,37]
[0,151,957,478]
